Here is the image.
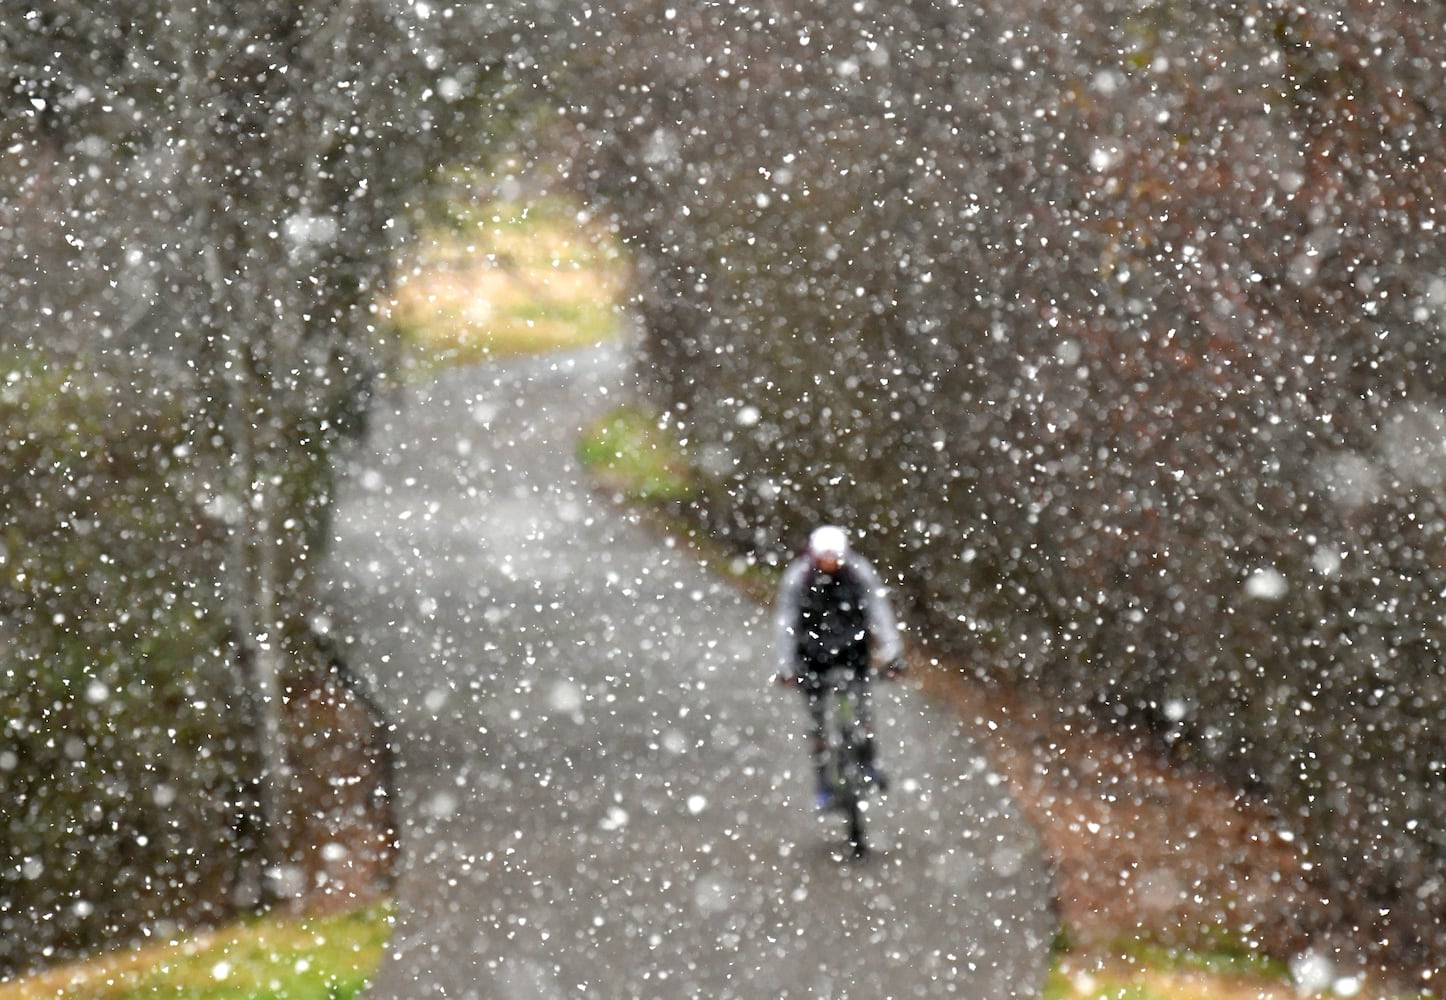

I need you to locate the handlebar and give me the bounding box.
[773,659,909,687]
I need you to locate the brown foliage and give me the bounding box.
[556,0,1446,987]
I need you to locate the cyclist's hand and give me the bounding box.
[773,671,799,688]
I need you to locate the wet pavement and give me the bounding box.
[327,342,1057,998]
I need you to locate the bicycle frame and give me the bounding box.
[825,680,870,857]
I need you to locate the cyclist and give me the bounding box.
[772,524,905,809]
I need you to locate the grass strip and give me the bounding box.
[577,404,696,503]
[0,904,392,1000]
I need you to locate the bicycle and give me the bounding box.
[821,678,874,858]
[776,658,904,859]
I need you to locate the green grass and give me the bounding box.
[0,905,393,1000]
[1125,936,1286,981]
[1043,948,1276,1000]
[576,404,696,503]
[1043,939,1422,1000]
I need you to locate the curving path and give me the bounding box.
[326,342,1057,999]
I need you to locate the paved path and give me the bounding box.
[326,343,1057,998]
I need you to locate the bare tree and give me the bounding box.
[0,0,527,967]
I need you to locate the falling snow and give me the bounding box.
[3,1,1444,998]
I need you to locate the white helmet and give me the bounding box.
[807,525,849,562]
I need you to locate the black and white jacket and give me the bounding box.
[771,550,903,680]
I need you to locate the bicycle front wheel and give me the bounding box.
[845,794,866,857]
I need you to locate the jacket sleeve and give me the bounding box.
[853,556,904,664]
[772,558,808,678]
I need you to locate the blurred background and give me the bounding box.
[2,1,1442,996]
